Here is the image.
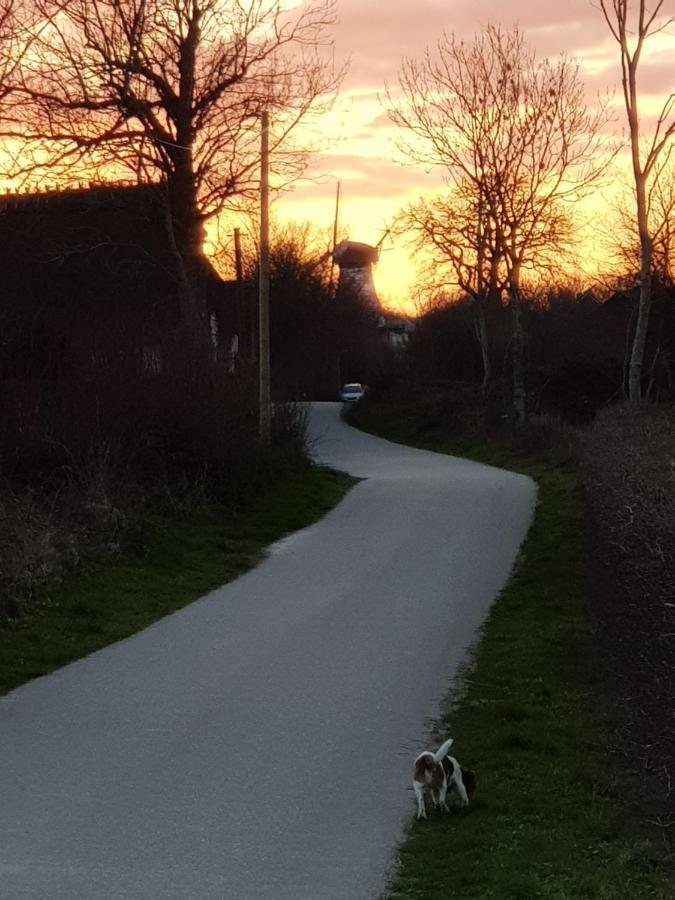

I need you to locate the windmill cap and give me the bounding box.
[333,240,379,267]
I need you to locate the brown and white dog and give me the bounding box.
[413,738,476,820]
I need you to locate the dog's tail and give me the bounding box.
[433,738,454,763]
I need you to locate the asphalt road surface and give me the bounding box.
[1,403,536,900]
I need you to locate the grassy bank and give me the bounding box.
[0,465,355,697]
[343,407,672,899]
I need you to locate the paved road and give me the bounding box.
[0,403,535,900]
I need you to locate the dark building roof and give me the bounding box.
[0,181,249,383]
[0,181,231,349]
[0,183,173,334]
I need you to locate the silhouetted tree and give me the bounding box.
[388,24,612,420]
[600,0,674,400]
[396,180,506,393]
[12,0,343,353]
[240,220,335,398]
[0,1,31,103]
[604,153,675,288]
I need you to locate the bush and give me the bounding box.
[579,403,674,811]
[0,453,139,618]
[350,380,506,441]
[0,354,310,618]
[580,403,674,614]
[504,414,580,465]
[351,379,582,465]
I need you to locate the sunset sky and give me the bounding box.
[266,0,675,311]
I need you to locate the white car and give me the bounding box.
[340,382,365,402]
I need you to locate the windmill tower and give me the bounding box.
[332,240,382,313]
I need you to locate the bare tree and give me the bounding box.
[600,0,674,401]
[0,1,37,101]
[604,148,675,287]
[0,1,19,101]
[0,1,44,349]
[388,25,612,421]
[0,1,44,158]
[649,150,675,285]
[11,0,342,351]
[396,181,505,392]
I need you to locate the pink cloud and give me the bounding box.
[292,154,441,202]
[333,0,615,88]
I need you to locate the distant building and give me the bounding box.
[332,239,414,349]
[333,240,381,312]
[0,181,243,377]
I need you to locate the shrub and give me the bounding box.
[580,403,674,613]
[505,414,581,465]
[0,352,310,618]
[579,403,674,810]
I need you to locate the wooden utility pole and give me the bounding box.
[258,110,271,442]
[329,179,341,296]
[234,227,244,281]
[233,227,244,349]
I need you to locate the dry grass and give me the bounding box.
[0,461,139,618]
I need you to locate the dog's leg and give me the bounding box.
[413,781,426,819]
[453,769,470,805]
[438,775,449,813]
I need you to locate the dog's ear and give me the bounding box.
[462,769,476,796]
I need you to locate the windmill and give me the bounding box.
[329,182,392,314]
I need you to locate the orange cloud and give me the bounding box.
[274,0,673,312]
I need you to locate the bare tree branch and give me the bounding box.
[599,0,674,400]
[7,0,344,351]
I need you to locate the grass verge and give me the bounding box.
[344,410,672,899]
[0,465,355,697]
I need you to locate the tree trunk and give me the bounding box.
[509,263,526,425]
[165,156,212,359]
[628,174,653,401]
[475,300,492,395]
[165,5,212,360]
[624,37,653,403]
[160,178,211,358]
